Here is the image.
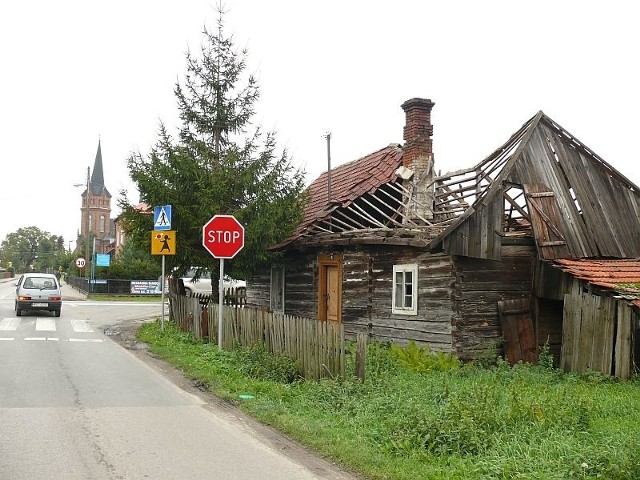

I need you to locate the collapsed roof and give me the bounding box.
[274,101,640,261]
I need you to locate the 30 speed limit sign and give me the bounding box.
[75,257,86,268]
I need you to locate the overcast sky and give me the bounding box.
[1,0,638,246]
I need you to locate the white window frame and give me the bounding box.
[270,265,285,314]
[392,263,418,315]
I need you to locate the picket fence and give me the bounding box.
[169,295,345,380]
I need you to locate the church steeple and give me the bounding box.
[90,139,110,197]
[78,139,113,255]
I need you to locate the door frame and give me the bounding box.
[317,253,343,322]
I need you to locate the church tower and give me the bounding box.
[79,140,112,254]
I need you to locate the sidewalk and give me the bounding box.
[61,282,88,301]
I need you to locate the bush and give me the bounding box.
[233,344,300,383]
[391,340,461,373]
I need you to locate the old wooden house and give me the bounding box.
[246,97,640,376]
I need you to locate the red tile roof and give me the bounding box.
[282,144,404,244]
[554,258,640,307]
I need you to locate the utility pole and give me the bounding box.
[85,166,91,279]
[324,132,332,203]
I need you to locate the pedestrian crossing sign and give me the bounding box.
[151,230,176,255]
[154,205,172,231]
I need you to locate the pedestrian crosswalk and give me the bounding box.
[0,317,104,343]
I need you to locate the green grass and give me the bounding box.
[137,320,640,480]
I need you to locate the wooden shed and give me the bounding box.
[246,98,640,376]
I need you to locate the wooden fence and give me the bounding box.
[169,295,345,380]
[561,292,635,378]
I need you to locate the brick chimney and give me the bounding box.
[400,98,435,221]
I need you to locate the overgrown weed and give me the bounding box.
[137,320,640,480]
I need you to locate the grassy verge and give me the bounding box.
[137,320,640,480]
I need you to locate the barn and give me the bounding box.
[246,98,640,377]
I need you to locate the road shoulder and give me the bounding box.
[105,318,363,480]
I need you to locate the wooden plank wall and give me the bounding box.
[510,122,640,258]
[615,304,633,379]
[342,247,455,352]
[536,298,563,362]
[452,245,534,361]
[246,252,318,319]
[247,246,457,352]
[443,198,503,260]
[560,292,634,377]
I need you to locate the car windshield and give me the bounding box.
[23,277,57,290]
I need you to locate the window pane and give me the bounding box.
[395,282,403,307]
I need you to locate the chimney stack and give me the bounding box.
[401,98,435,171]
[400,98,435,222]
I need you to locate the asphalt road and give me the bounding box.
[0,279,360,480]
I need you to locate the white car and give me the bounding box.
[15,273,62,317]
[175,269,245,296]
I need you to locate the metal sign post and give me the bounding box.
[161,255,166,330]
[151,205,173,331]
[202,214,245,349]
[218,259,224,349]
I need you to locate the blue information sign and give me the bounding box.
[154,205,172,231]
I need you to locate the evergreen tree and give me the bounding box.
[121,9,306,288]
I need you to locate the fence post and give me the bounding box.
[355,333,367,381]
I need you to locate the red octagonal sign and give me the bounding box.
[202,215,245,259]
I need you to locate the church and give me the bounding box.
[78,140,115,256]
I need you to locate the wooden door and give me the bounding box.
[498,297,538,364]
[326,265,339,322]
[318,254,342,323]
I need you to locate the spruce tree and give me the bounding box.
[121,9,306,288]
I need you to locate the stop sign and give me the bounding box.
[202,215,245,259]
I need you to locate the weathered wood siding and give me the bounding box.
[341,247,455,352]
[561,292,637,378]
[452,244,534,360]
[246,253,318,319]
[442,195,503,260]
[535,298,563,362]
[247,246,456,352]
[509,121,640,258]
[249,243,540,360]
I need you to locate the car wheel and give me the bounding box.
[16,308,22,317]
[54,309,61,318]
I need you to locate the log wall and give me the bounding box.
[248,244,540,360]
[452,244,534,360]
[342,247,455,352]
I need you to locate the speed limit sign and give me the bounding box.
[75,257,86,268]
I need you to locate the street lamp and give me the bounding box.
[74,166,91,278]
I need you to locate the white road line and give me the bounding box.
[68,338,104,343]
[25,337,59,341]
[70,319,93,333]
[0,338,15,341]
[35,318,57,331]
[0,318,20,331]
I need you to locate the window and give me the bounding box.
[270,266,285,314]
[392,264,418,315]
[100,215,106,233]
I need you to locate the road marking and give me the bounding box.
[25,337,59,341]
[69,338,104,343]
[36,318,57,331]
[70,319,93,333]
[0,318,20,331]
[0,338,14,341]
